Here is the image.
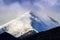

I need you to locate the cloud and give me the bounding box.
[0,0,60,26]
[0,0,28,26]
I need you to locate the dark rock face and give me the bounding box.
[19,26,60,40]
[18,30,36,39]
[0,32,19,40]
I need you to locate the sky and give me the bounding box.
[0,0,29,26]
[0,0,60,26]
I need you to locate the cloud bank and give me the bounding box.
[0,0,60,26]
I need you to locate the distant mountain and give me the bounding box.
[0,11,60,38]
[0,11,37,38]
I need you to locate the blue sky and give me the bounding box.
[3,0,17,5]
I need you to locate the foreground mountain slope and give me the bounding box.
[0,32,19,40]
[20,26,60,40]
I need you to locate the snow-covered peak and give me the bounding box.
[0,11,60,38]
[6,12,34,37]
[0,11,36,37]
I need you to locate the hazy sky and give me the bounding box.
[0,0,60,26]
[0,0,29,26]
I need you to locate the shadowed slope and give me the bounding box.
[20,26,60,40]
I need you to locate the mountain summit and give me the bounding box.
[0,11,60,38]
